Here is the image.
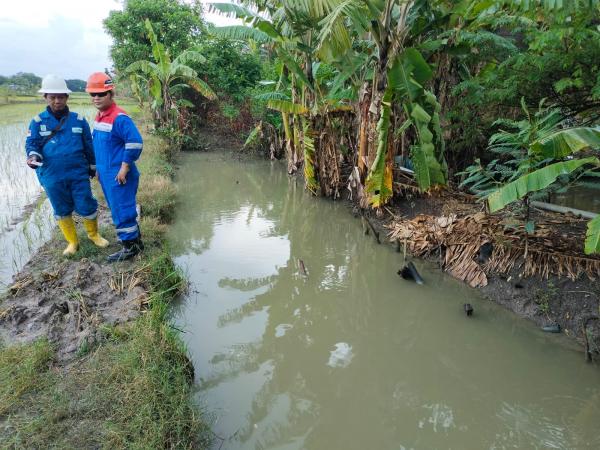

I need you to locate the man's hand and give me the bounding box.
[116,162,130,185]
[26,155,42,169]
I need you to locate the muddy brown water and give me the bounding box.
[168,152,600,450]
[550,184,600,215]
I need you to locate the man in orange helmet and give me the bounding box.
[86,72,144,262]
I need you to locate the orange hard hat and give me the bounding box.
[85,72,115,93]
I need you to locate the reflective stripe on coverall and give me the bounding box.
[92,102,143,241]
[25,108,98,219]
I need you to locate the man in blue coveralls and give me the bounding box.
[86,72,144,262]
[25,74,109,256]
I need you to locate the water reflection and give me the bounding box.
[169,152,600,450]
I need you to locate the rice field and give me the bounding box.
[0,97,137,287]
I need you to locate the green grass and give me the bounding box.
[0,251,210,449]
[0,114,209,449]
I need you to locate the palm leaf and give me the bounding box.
[254,19,282,40]
[170,64,199,80]
[388,53,446,191]
[316,0,367,56]
[487,157,600,212]
[585,215,600,255]
[530,127,600,159]
[145,19,170,70]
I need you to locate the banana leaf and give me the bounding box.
[487,157,599,212]
[585,215,600,255]
[208,3,256,20]
[267,100,308,114]
[210,25,272,43]
[530,127,600,159]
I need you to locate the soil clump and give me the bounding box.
[0,213,147,364]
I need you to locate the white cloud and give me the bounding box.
[0,0,119,79]
[0,0,241,80]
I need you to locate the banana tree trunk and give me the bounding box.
[357,82,372,179]
[281,112,296,174]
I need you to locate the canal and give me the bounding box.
[168,151,600,450]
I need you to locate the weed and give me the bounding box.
[534,281,557,315]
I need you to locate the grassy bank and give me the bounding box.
[0,110,210,448]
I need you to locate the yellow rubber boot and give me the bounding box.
[57,217,79,256]
[83,218,109,248]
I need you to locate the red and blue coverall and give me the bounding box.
[92,102,143,241]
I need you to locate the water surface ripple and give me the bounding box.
[169,152,600,450]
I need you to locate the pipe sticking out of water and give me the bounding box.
[530,201,598,219]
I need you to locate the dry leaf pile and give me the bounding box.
[387,210,600,288]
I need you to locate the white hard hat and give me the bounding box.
[38,74,72,94]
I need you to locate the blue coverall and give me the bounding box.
[25,107,98,219]
[92,103,143,241]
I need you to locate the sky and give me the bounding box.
[0,0,240,80]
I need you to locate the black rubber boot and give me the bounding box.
[107,237,144,263]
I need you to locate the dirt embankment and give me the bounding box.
[355,192,600,363]
[0,213,147,363]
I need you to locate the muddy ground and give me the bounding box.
[0,208,147,364]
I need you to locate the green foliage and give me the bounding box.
[471,102,600,254]
[487,157,599,212]
[460,102,566,195]
[65,79,86,92]
[221,102,240,120]
[104,0,205,73]
[586,215,600,255]
[190,37,262,102]
[125,19,216,126]
[0,72,41,94]
[531,128,600,159]
[469,7,600,120]
[388,49,447,192]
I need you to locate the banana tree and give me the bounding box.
[125,19,216,126]
[487,127,600,254]
[210,2,310,176]
[317,0,450,206]
[210,1,355,196]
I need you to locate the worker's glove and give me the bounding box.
[89,165,96,178]
[26,154,42,169]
